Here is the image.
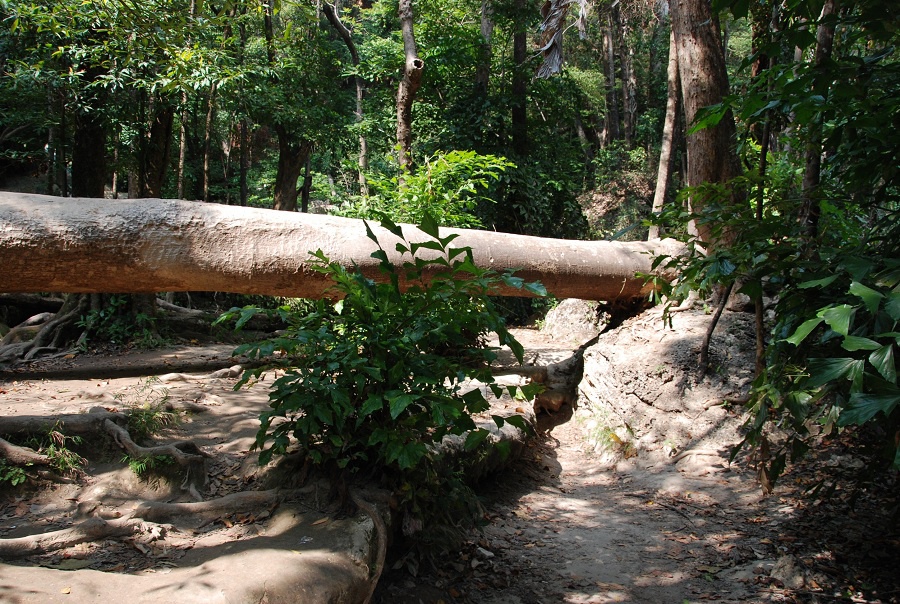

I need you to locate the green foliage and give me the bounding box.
[0,460,27,487]
[119,379,179,444]
[338,150,513,228]
[123,454,174,477]
[27,425,86,476]
[652,0,900,488]
[76,295,162,348]
[226,214,542,550]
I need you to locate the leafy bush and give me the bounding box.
[76,294,161,348]
[337,150,513,228]
[224,214,543,551]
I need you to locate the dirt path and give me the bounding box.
[1,321,897,604]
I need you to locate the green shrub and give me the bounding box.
[224,214,544,551]
[337,150,513,228]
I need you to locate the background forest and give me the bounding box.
[1,0,899,487]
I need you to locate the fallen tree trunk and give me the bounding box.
[0,193,681,301]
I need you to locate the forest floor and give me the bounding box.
[0,313,898,604]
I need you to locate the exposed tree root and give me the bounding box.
[0,408,210,496]
[697,282,735,379]
[132,488,302,527]
[0,517,141,560]
[350,489,389,604]
[0,410,126,437]
[0,436,51,466]
[102,418,209,498]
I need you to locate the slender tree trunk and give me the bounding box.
[111,133,119,199]
[176,0,197,201]
[615,6,637,147]
[799,0,837,238]
[475,0,494,95]
[239,119,249,206]
[177,92,189,199]
[511,0,528,157]
[49,92,68,197]
[671,0,742,248]
[396,0,424,173]
[300,156,313,213]
[648,28,680,240]
[603,12,621,144]
[203,83,218,203]
[323,3,368,194]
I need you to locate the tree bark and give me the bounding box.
[511,0,528,157]
[602,12,621,145]
[396,0,424,173]
[671,0,742,247]
[799,0,837,238]
[0,193,683,302]
[272,127,312,212]
[70,64,107,199]
[475,0,494,94]
[202,83,218,203]
[648,28,680,240]
[615,6,637,147]
[323,3,368,194]
[143,101,175,198]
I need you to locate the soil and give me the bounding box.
[1,306,898,604]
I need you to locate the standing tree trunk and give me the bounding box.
[177,92,190,200]
[396,0,424,173]
[300,156,313,213]
[323,3,368,195]
[264,0,313,210]
[272,127,312,212]
[143,101,175,198]
[799,0,837,238]
[71,63,107,199]
[475,0,494,95]
[202,83,218,203]
[615,6,637,147]
[602,11,621,145]
[239,119,249,206]
[671,0,742,247]
[71,111,106,199]
[648,28,680,240]
[511,0,529,157]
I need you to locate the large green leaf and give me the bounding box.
[849,281,883,314]
[818,304,855,337]
[806,357,865,388]
[886,291,900,321]
[841,336,881,351]
[869,344,897,383]
[838,392,900,426]
[798,275,839,289]
[388,394,418,420]
[464,428,490,451]
[785,317,823,345]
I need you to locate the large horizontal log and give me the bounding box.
[0,193,681,301]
